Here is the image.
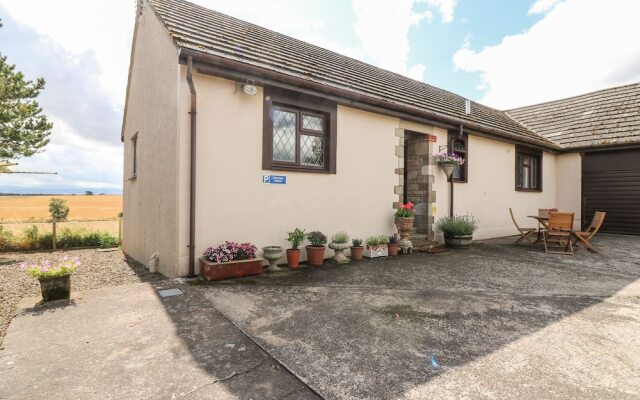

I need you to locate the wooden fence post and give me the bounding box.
[52,221,57,250]
[118,218,122,245]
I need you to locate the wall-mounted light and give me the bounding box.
[242,84,258,96]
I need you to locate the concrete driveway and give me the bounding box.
[1,234,639,399]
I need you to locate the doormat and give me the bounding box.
[425,247,449,254]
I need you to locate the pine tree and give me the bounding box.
[0,20,52,161]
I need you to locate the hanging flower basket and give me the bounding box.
[435,152,465,178]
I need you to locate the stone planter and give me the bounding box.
[364,244,388,258]
[200,257,263,281]
[329,242,350,264]
[38,275,71,302]
[262,246,284,272]
[444,234,473,249]
[350,246,364,260]
[395,216,414,254]
[305,246,326,267]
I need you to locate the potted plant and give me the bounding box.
[388,233,400,256]
[306,231,327,266]
[435,152,465,178]
[328,231,350,264]
[395,202,415,253]
[286,228,306,269]
[200,241,262,281]
[350,238,364,260]
[435,214,478,249]
[21,256,80,302]
[364,235,389,258]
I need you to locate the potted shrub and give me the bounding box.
[305,231,327,266]
[435,214,478,249]
[200,241,262,281]
[364,235,389,258]
[350,238,364,260]
[328,231,350,264]
[21,256,80,302]
[286,228,306,269]
[388,233,400,256]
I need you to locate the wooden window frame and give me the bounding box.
[263,87,337,174]
[515,147,543,192]
[130,132,138,180]
[447,130,468,183]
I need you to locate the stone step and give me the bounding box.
[411,239,439,251]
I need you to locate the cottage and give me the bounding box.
[122,0,640,277]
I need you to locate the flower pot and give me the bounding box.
[388,243,399,256]
[444,234,473,249]
[328,242,350,264]
[38,275,71,302]
[350,246,364,260]
[364,244,388,258]
[200,257,263,281]
[263,246,284,272]
[286,249,301,269]
[395,216,415,254]
[305,245,326,266]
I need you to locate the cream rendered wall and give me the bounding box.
[432,134,557,240]
[184,73,400,270]
[555,153,582,223]
[122,8,180,277]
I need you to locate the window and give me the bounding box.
[516,148,542,191]
[263,87,337,173]
[131,132,138,179]
[447,130,468,182]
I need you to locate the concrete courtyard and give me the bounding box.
[1,234,639,399]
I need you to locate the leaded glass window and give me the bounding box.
[270,106,327,169]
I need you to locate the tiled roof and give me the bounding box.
[507,83,640,149]
[147,0,559,149]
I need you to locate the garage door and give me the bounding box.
[582,149,640,235]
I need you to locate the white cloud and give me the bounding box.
[426,0,457,23]
[453,0,640,109]
[528,0,563,15]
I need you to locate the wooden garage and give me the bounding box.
[582,149,640,235]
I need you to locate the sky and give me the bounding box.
[1,0,639,194]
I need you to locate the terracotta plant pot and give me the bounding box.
[38,275,71,302]
[388,243,399,256]
[286,249,301,269]
[350,246,364,260]
[200,257,263,281]
[305,245,326,266]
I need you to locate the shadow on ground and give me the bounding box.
[158,234,640,399]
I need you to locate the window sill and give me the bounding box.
[266,164,332,174]
[515,188,542,193]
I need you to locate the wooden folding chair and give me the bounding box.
[543,212,575,255]
[509,208,536,245]
[573,211,606,253]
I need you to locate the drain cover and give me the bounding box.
[158,288,183,298]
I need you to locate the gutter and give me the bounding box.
[179,48,561,152]
[186,56,197,277]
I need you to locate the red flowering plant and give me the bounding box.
[202,241,257,263]
[395,202,415,218]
